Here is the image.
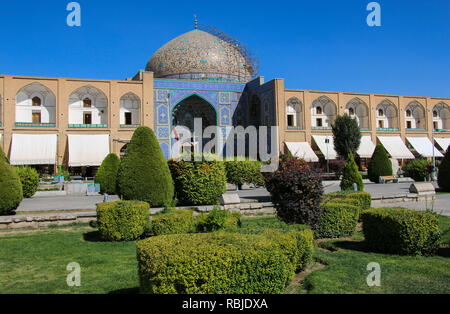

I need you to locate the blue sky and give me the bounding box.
[0,0,449,97]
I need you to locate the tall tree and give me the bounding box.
[438,146,450,192]
[332,114,362,159]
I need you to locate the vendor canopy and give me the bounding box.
[285,142,319,162]
[312,135,337,160]
[377,136,414,159]
[357,136,376,158]
[10,134,57,165]
[68,134,110,167]
[435,138,450,152]
[406,137,443,158]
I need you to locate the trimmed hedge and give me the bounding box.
[315,202,360,239]
[151,209,195,236]
[95,153,120,195]
[15,166,39,198]
[340,153,364,191]
[168,156,226,206]
[117,126,174,207]
[97,201,150,241]
[403,158,428,182]
[368,144,393,183]
[224,159,264,188]
[361,208,441,256]
[324,191,372,210]
[0,147,23,215]
[195,208,241,233]
[136,232,312,294]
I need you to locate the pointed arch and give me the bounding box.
[286,97,303,129]
[311,96,337,128]
[376,99,398,129]
[120,92,141,126]
[405,100,425,129]
[15,82,56,124]
[68,85,108,125]
[433,102,450,130]
[345,97,369,128]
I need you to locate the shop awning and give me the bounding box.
[285,142,319,162]
[312,135,337,160]
[68,134,110,167]
[357,136,376,158]
[435,138,450,152]
[406,137,443,158]
[10,134,58,165]
[377,136,414,159]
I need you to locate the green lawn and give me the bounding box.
[0,215,449,294]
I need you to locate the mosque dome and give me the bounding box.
[146,30,252,82]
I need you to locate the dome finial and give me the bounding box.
[194,14,198,30]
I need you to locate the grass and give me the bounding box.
[0,215,448,294]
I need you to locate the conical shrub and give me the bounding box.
[368,144,392,183]
[117,127,174,207]
[438,146,450,192]
[340,153,364,191]
[95,153,121,195]
[0,146,23,215]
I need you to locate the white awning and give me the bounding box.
[435,138,450,152]
[357,136,376,158]
[10,134,57,165]
[378,136,414,159]
[285,142,319,162]
[312,135,337,160]
[68,134,110,167]
[406,137,443,158]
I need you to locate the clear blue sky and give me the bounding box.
[0,0,448,97]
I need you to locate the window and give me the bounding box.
[349,107,355,116]
[32,111,41,123]
[125,112,132,125]
[433,121,438,129]
[378,120,384,128]
[406,121,412,129]
[83,112,92,125]
[32,97,41,107]
[316,106,322,115]
[83,98,92,108]
[378,109,384,117]
[287,114,294,127]
[433,111,438,118]
[406,109,412,117]
[316,118,323,127]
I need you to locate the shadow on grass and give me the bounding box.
[331,240,370,253]
[438,246,450,258]
[83,231,105,242]
[108,287,140,294]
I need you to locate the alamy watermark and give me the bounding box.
[66,2,81,27]
[366,262,381,287]
[367,2,381,27]
[67,262,81,287]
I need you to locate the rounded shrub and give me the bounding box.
[195,208,241,233]
[150,209,195,236]
[117,127,174,207]
[403,158,428,182]
[368,144,392,183]
[438,147,450,191]
[340,153,364,191]
[315,202,360,239]
[0,147,23,215]
[361,208,440,256]
[264,156,323,228]
[95,153,120,195]
[224,158,263,188]
[168,155,226,206]
[15,166,39,198]
[136,232,294,294]
[96,200,150,241]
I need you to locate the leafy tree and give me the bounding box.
[117,127,174,207]
[0,146,23,215]
[368,144,392,183]
[340,153,364,191]
[15,166,40,198]
[403,159,428,182]
[95,153,121,195]
[332,114,362,159]
[438,146,450,191]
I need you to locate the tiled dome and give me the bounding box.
[146,30,252,82]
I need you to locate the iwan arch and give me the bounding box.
[0,27,449,175]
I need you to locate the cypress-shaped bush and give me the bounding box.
[438,147,450,191]
[95,153,121,195]
[368,144,392,183]
[117,127,174,207]
[15,166,40,198]
[340,153,364,191]
[332,114,362,159]
[0,147,23,215]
